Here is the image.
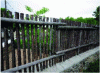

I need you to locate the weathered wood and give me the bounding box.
[42,16,46,69]
[42,24,45,69]
[34,15,40,72]
[4,27,9,69]
[1,27,4,71]
[56,42,96,54]
[26,14,31,72]
[1,17,66,25]
[53,18,57,65]
[31,24,35,72]
[30,15,35,72]
[35,24,39,71]
[58,26,97,30]
[2,53,64,72]
[49,25,52,67]
[39,16,43,71]
[15,12,21,72]
[20,13,27,72]
[46,17,49,68]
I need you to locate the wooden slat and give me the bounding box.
[53,18,59,64]
[15,12,21,72]
[1,27,4,71]
[7,11,15,69]
[46,17,49,68]
[49,24,52,67]
[30,15,35,72]
[42,16,46,69]
[4,27,9,69]
[31,24,35,72]
[39,16,43,71]
[2,53,64,72]
[4,11,13,70]
[51,28,54,66]
[26,14,31,72]
[20,13,27,72]
[35,15,39,72]
[42,24,45,69]
[9,12,16,69]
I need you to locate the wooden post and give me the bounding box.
[78,22,82,54]
[26,14,31,72]
[46,17,49,68]
[15,12,21,72]
[39,16,43,71]
[35,15,39,72]
[4,23,9,70]
[8,11,16,69]
[42,17,46,69]
[20,13,27,72]
[48,18,53,67]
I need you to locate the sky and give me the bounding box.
[1,0,100,19]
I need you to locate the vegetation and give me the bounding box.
[92,6,99,22]
[83,59,99,72]
[64,16,99,25]
[25,5,49,17]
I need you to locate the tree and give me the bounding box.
[25,5,49,16]
[65,16,75,21]
[92,6,99,22]
[25,5,33,12]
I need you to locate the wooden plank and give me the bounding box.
[1,17,66,25]
[4,27,9,70]
[1,27,4,71]
[42,23,45,69]
[42,16,46,69]
[31,24,35,72]
[15,12,21,72]
[52,19,55,66]
[2,53,64,72]
[34,15,40,72]
[26,14,31,72]
[53,18,56,65]
[46,17,49,68]
[20,13,27,72]
[49,24,52,67]
[7,11,15,69]
[35,25,40,71]
[58,26,96,30]
[30,15,35,72]
[39,16,43,71]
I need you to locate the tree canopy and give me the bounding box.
[92,6,99,22]
[25,5,49,16]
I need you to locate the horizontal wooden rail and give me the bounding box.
[1,17,66,25]
[56,42,99,54]
[58,26,97,30]
[2,53,64,72]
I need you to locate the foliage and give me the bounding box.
[65,16,75,21]
[35,7,49,16]
[0,8,14,18]
[25,5,33,12]
[25,5,49,17]
[92,6,99,22]
[64,16,98,25]
[83,59,99,72]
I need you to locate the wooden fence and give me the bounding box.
[1,11,99,72]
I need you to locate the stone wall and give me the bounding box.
[63,51,99,72]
